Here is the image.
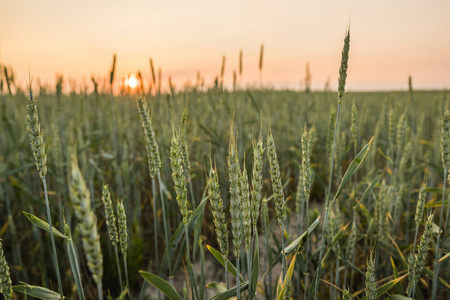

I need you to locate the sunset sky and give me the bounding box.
[1,0,449,92]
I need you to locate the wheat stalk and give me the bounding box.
[206,166,229,288]
[228,130,242,299]
[365,254,376,300]
[117,199,129,290]
[170,128,199,300]
[69,157,103,300]
[267,130,286,279]
[0,239,13,300]
[409,214,434,298]
[314,27,350,300]
[27,93,63,297]
[431,110,450,299]
[102,184,123,292]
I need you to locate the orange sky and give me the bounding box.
[1,0,450,92]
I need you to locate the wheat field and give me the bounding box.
[0,31,449,300]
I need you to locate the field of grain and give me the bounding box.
[0,32,449,300]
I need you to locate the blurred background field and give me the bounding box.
[1,86,449,298]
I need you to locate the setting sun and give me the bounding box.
[127,75,138,88]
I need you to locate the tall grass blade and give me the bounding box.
[13,284,60,300]
[139,271,183,300]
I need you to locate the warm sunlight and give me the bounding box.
[127,75,138,89]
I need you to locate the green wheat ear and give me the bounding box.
[228,131,242,258]
[365,254,377,300]
[337,28,350,103]
[302,126,313,201]
[136,96,161,178]
[240,164,251,251]
[342,288,351,300]
[351,102,357,147]
[69,157,103,286]
[0,239,13,300]
[117,199,128,260]
[27,95,47,179]
[408,214,434,296]
[102,184,118,246]
[251,136,264,232]
[414,181,427,227]
[180,104,191,176]
[441,110,450,169]
[267,131,286,226]
[206,167,229,258]
[170,129,188,224]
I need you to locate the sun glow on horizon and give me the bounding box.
[127,75,138,89]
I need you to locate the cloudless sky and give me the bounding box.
[1,0,449,92]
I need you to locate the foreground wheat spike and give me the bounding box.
[301,125,313,292]
[351,102,357,148]
[302,126,313,213]
[267,131,286,228]
[241,163,253,287]
[170,131,189,224]
[170,128,198,300]
[0,240,13,300]
[228,131,242,299]
[267,130,286,279]
[27,96,47,179]
[206,166,229,288]
[415,181,427,228]
[345,220,357,263]
[102,184,119,245]
[181,105,191,177]
[69,157,103,300]
[396,113,407,155]
[431,110,450,300]
[251,136,264,236]
[283,278,292,300]
[101,184,123,291]
[314,27,350,300]
[181,104,196,210]
[136,95,169,293]
[408,214,434,298]
[365,255,376,300]
[241,165,251,252]
[342,288,351,300]
[337,29,350,103]
[26,93,63,297]
[116,199,129,289]
[136,96,161,178]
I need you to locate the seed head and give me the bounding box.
[441,111,450,169]
[240,165,252,251]
[0,240,13,300]
[388,108,395,147]
[337,29,350,102]
[251,136,264,231]
[351,102,357,147]
[69,158,103,285]
[206,167,229,258]
[170,132,188,224]
[365,255,377,300]
[407,214,434,295]
[27,95,47,179]
[267,131,286,226]
[102,184,118,246]
[414,181,427,228]
[180,105,191,177]
[396,113,407,151]
[302,126,313,201]
[136,96,161,178]
[228,132,242,258]
[117,199,128,260]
